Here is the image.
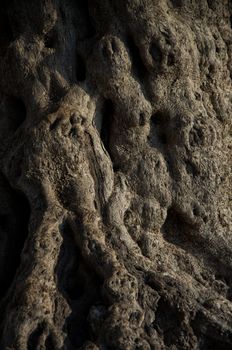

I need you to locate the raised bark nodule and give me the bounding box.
[0,0,231,349]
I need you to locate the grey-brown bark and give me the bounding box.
[0,0,231,349]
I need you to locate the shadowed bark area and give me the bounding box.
[0,0,231,349]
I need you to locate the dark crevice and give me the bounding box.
[57,221,103,348]
[0,174,30,300]
[0,8,15,55]
[49,77,66,105]
[65,261,85,301]
[57,223,85,302]
[126,36,148,82]
[149,42,163,68]
[44,29,58,49]
[150,112,163,126]
[28,323,45,350]
[139,112,146,126]
[74,0,96,39]
[45,334,56,350]
[0,96,27,132]
[148,112,169,149]
[153,298,183,347]
[76,54,86,82]
[99,99,115,161]
[11,97,27,130]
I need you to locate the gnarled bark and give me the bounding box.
[0,0,231,349]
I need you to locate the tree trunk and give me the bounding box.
[0,0,231,349]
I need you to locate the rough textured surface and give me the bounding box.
[0,0,231,349]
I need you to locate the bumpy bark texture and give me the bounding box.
[0,0,231,349]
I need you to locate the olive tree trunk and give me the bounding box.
[0,0,231,349]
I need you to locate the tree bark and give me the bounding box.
[0,0,231,349]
